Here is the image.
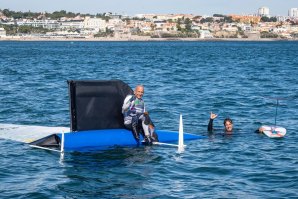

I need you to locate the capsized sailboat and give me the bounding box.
[27,80,204,151]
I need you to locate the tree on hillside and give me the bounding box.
[261,16,270,22]
[176,18,182,31]
[224,16,234,23]
[270,17,277,22]
[261,16,277,22]
[18,25,32,34]
[131,17,145,21]
[44,10,78,19]
[150,23,156,31]
[96,13,111,21]
[3,25,18,35]
[192,15,202,22]
[291,33,298,38]
[213,14,225,17]
[184,18,192,32]
[261,31,278,38]
[1,9,40,19]
[200,17,213,23]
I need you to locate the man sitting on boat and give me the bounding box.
[122,85,158,145]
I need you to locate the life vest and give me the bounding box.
[122,95,146,125]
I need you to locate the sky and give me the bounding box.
[0,0,297,16]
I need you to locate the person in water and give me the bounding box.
[255,127,265,133]
[122,85,158,145]
[208,112,233,133]
[207,112,266,134]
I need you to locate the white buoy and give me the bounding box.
[178,114,185,153]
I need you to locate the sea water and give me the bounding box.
[0,41,297,198]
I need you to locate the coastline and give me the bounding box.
[0,36,297,42]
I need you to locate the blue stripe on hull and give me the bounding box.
[57,129,204,150]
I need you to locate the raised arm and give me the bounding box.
[208,112,218,132]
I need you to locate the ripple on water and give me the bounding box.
[0,41,298,198]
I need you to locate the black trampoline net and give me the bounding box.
[68,80,133,131]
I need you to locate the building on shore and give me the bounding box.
[199,30,213,39]
[258,7,270,17]
[84,16,107,32]
[230,15,261,24]
[245,31,261,39]
[0,28,6,37]
[60,20,84,30]
[289,8,298,17]
[16,19,60,29]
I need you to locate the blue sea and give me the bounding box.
[0,41,297,198]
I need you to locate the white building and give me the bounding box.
[153,20,167,30]
[272,27,288,33]
[45,31,84,38]
[222,25,238,32]
[16,19,59,29]
[241,25,253,32]
[84,17,107,32]
[199,30,213,39]
[0,27,6,37]
[258,7,270,17]
[289,8,298,17]
[60,20,84,30]
[276,16,290,22]
[106,18,124,31]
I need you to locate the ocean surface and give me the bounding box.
[0,41,297,198]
